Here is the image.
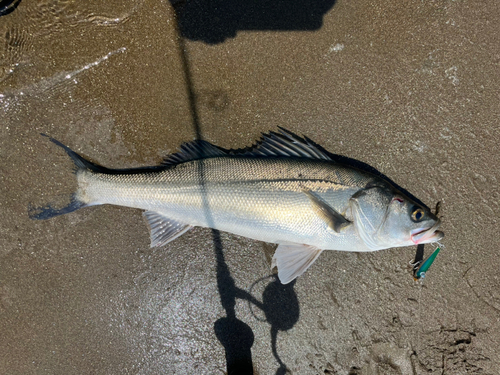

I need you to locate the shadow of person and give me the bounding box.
[214,317,255,375]
[212,225,300,375]
[212,229,255,374]
[262,277,299,374]
[244,275,300,374]
[170,0,337,44]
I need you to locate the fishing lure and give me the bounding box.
[413,245,441,280]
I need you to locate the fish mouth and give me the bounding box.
[411,220,444,244]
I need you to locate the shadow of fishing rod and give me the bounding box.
[173,18,258,374]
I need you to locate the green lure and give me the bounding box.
[414,246,441,280]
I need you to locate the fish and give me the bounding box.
[30,129,444,284]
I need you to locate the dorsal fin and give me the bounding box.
[162,128,331,165]
[230,127,332,160]
[162,140,227,165]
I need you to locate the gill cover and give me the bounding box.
[349,186,394,250]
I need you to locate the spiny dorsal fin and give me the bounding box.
[230,127,332,160]
[162,128,331,165]
[162,140,227,165]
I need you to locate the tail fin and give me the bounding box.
[39,133,109,173]
[28,197,87,220]
[29,134,105,220]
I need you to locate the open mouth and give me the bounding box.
[411,220,444,244]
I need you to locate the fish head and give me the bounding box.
[350,185,444,250]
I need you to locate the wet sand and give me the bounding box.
[1,0,499,373]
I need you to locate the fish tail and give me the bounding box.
[28,196,87,220]
[39,133,109,173]
[28,134,107,220]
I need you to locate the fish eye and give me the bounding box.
[411,207,425,222]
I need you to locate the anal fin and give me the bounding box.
[143,211,193,247]
[271,244,324,284]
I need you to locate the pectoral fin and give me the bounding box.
[143,211,193,247]
[271,244,324,284]
[303,189,351,232]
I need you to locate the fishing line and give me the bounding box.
[246,275,275,322]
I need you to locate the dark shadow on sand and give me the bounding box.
[246,275,300,374]
[212,230,255,374]
[175,15,259,370]
[0,0,21,17]
[213,243,300,375]
[212,234,300,374]
[170,0,336,44]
